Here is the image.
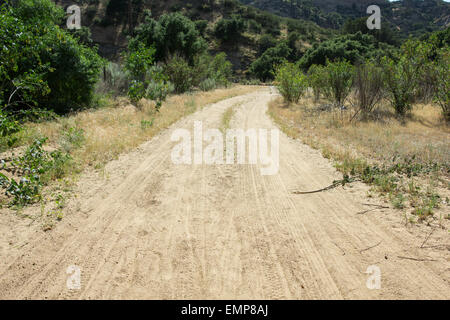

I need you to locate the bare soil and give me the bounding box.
[0,88,448,299]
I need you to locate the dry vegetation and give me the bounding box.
[268,93,450,224]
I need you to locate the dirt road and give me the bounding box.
[0,88,448,299]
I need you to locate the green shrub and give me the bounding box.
[433,49,450,123]
[0,0,103,114]
[214,15,246,42]
[0,138,72,206]
[275,62,308,104]
[307,64,327,101]
[250,42,292,81]
[199,78,217,92]
[323,60,354,107]
[163,55,194,93]
[129,11,207,65]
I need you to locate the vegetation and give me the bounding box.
[275,62,307,104]
[0,0,103,114]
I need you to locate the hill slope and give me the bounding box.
[239,0,450,36]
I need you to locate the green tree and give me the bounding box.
[250,42,292,81]
[129,11,207,65]
[0,0,103,114]
[275,62,307,104]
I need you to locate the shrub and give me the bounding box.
[96,62,129,96]
[163,55,194,93]
[323,60,354,107]
[129,11,207,65]
[275,62,308,104]
[250,42,292,81]
[214,15,246,42]
[307,64,327,101]
[199,79,217,92]
[0,0,103,114]
[352,62,385,118]
[433,49,450,123]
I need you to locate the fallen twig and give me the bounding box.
[292,177,360,195]
[397,256,437,262]
[360,241,382,254]
[420,227,436,248]
[357,204,390,215]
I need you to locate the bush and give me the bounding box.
[298,32,394,71]
[352,62,385,118]
[307,64,327,101]
[199,78,217,92]
[129,11,207,65]
[214,15,246,42]
[163,55,194,93]
[250,42,292,81]
[433,49,450,123]
[0,0,103,114]
[275,62,308,104]
[323,60,354,107]
[96,62,129,96]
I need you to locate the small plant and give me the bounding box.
[323,60,354,107]
[140,119,154,130]
[307,64,327,101]
[352,61,384,119]
[275,62,308,104]
[433,48,450,123]
[0,138,72,206]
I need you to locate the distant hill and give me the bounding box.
[239,0,450,36]
[54,0,331,73]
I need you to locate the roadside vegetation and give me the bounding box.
[0,0,255,224]
[270,30,450,224]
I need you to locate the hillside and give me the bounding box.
[239,0,450,36]
[56,0,331,73]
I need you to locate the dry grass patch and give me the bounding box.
[268,94,450,224]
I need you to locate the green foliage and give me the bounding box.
[342,17,400,46]
[381,41,425,117]
[298,32,394,71]
[275,62,307,104]
[163,55,194,94]
[323,60,354,107]
[250,42,292,81]
[130,11,207,65]
[124,42,156,81]
[0,0,103,114]
[0,138,72,206]
[163,52,232,93]
[307,64,327,101]
[433,48,450,123]
[214,15,246,42]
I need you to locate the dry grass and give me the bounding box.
[268,93,450,223]
[22,85,258,169]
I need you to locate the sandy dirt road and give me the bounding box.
[0,88,449,299]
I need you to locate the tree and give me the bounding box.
[275,62,307,104]
[0,0,103,114]
[250,42,292,81]
[323,60,354,107]
[214,15,246,42]
[129,11,207,65]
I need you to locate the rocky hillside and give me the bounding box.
[55,0,330,70]
[239,0,450,36]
